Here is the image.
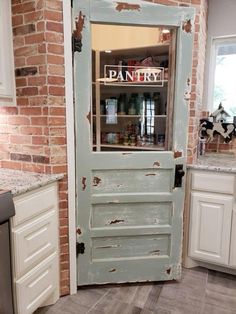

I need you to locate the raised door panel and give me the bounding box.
[229,206,236,268]
[12,184,58,227]
[15,253,58,314]
[13,210,57,279]
[189,191,233,265]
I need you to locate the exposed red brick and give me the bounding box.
[13,24,35,35]
[12,15,23,26]
[45,0,63,11]
[48,76,65,85]
[47,54,64,65]
[25,32,45,44]
[33,155,50,164]
[27,55,46,65]
[28,76,46,86]
[8,116,30,125]
[16,78,27,87]
[46,21,63,33]
[24,11,44,23]
[10,135,31,144]
[48,43,64,55]
[17,87,38,96]
[48,65,65,76]
[11,153,32,162]
[20,126,43,135]
[19,107,42,115]
[32,136,48,145]
[49,86,65,96]
[44,10,63,22]
[31,117,48,125]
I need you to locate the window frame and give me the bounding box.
[0,0,16,106]
[208,35,236,115]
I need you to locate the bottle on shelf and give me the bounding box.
[118,93,127,115]
[128,95,137,115]
[153,92,162,115]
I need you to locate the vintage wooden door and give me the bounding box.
[73,0,194,285]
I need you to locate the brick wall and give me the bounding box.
[0,0,69,296]
[0,0,208,296]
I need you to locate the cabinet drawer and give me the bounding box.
[13,210,58,279]
[12,184,58,227]
[15,253,58,314]
[192,172,235,194]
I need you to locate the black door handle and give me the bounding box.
[174,164,185,188]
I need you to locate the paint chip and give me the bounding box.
[153,161,160,167]
[109,219,125,225]
[82,177,86,191]
[93,176,102,187]
[116,2,141,12]
[182,19,192,33]
[174,151,182,158]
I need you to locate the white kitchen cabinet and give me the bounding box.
[189,191,233,265]
[185,169,236,273]
[11,183,60,314]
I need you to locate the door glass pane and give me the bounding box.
[91,24,175,152]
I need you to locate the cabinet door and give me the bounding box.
[189,191,233,265]
[230,205,236,268]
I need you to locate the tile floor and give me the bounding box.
[35,267,236,314]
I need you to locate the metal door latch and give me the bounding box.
[174,165,185,188]
[76,242,85,255]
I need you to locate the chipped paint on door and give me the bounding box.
[73,0,194,285]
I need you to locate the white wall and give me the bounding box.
[203,0,236,109]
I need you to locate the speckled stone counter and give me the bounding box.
[0,168,63,196]
[188,153,236,173]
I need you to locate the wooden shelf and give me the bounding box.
[93,115,167,118]
[93,80,168,87]
[93,144,165,151]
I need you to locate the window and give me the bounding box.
[0,0,16,106]
[209,37,236,120]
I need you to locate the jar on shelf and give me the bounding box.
[130,135,136,146]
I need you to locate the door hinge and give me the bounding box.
[76,242,85,255]
[72,33,82,54]
[174,164,185,188]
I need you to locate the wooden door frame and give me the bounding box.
[63,0,77,295]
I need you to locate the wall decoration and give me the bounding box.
[199,103,235,143]
[199,119,235,143]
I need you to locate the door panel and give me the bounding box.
[92,169,173,194]
[73,0,194,285]
[189,191,233,265]
[92,202,172,228]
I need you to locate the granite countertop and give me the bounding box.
[188,153,236,173]
[0,168,64,196]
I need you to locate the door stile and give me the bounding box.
[73,0,93,283]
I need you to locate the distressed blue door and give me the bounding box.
[73,0,194,285]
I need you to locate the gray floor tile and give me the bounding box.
[34,268,236,314]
